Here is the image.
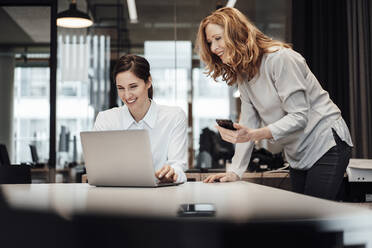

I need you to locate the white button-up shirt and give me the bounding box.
[93,101,188,183]
[230,47,353,178]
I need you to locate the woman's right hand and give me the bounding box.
[203,171,240,183]
[216,123,272,144]
[155,165,178,183]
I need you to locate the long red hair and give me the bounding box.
[196,7,291,85]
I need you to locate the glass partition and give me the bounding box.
[0,6,51,168]
[13,67,50,164]
[56,33,110,170]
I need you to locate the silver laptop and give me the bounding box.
[80,130,183,187]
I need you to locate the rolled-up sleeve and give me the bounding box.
[229,86,261,178]
[267,50,310,141]
[166,109,188,183]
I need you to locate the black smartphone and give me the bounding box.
[216,119,236,130]
[177,203,216,217]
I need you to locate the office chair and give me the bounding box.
[197,128,234,169]
[29,145,39,164]
[0,144,11,166]
[29,144,45,168]
[0,144,31,184]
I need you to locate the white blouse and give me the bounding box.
[230,47,353,178]
[93,101,188,183]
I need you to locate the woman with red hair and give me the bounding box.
[196,7,353,200]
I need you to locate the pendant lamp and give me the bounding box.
[57,0,93,28]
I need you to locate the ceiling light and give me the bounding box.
[127,0,138,24]
[226,0,237,8]
[57,0,93,28]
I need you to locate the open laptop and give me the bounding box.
[80,130,183,187]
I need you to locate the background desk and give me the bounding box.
[82,171,291,190]
[186,171,291,189]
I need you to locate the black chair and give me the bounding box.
[29,144,45,168]
[0,144,11,166]
[0,144,31,184]
[29,144,39,164]
[197,128,234,168]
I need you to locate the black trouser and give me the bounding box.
[289,130,352,200]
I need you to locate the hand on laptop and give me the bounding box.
[203,172,239,183]
[155,165,178,183]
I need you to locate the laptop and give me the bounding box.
[80,130,183,187]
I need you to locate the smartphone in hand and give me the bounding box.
[216,119,237,130]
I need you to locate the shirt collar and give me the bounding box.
[121,100,157,129]
[142,100,157,128]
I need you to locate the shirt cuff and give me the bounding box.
[171,165,187,183]
[267,123,281,142]
[226,168,244,180]
[226,168,242,180]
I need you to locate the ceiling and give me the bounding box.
[0,0,290,58]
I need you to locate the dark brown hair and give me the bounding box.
[113,54,153,99]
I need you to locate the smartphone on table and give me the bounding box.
[216,119,237,130]
[177,203,216,217]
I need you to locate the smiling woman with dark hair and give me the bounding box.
[93,54,187,183]
[196,7,353,200]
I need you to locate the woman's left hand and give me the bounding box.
[216,123,272,144]
[155,165,178,183]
